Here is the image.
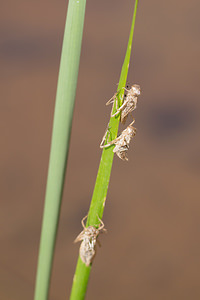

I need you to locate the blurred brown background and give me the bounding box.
[1,0,200,299]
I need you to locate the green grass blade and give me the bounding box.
[70,1,139,299]
[34,1,87,300]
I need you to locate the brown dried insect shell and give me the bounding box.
[74,215,106,267]
[100,120,137,161]
[106,84,141,124]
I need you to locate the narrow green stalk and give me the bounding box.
[70,1,139,299]
[34,1,87,300]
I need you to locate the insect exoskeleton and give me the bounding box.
[74,215,106,267]
[100,120,136,161]
[106,83,141,124]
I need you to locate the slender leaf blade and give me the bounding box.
[70,1,139,299]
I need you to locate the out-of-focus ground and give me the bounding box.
[1,1,200,299]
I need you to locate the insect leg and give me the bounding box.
[111,98,128,117]
[106,93,117,106]
[129,117,136,126]
[81,215,88,229]
[100,125,116,148]
[97,215,105,231]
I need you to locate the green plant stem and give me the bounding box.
[70,1,138,299]
[34,1,87,300]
